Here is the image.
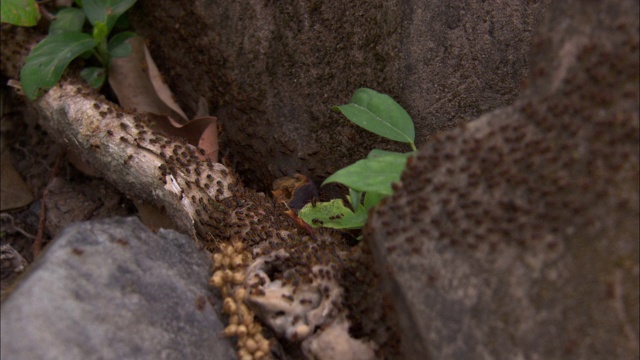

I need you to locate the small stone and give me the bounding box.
[0,217,236,359]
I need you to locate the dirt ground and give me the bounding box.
[0,86,136,301]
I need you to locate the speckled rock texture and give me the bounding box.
[131,0,550,190]
[0,217,237,360]
[366,0,639,359]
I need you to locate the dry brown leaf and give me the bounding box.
[108,36,188,122]
[195,96,210,118]
[133,200,176,231]
[109,36,218,162]
[147,113,219,162]
[142,44,189,122]
[0,151,34,211]
[272,174,318,210]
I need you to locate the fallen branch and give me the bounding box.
[34,79,216,241]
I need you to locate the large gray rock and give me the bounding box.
[367,0,639,359]
[1,217,236,360]
[131,0,549,189]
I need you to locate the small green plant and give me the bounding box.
[1,0,41,27]
[3,0,138,100]
[299,88,416,234]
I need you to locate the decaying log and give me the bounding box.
[35,79,219,240]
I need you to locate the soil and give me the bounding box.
[0,86,136,301]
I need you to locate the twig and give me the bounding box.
[32,149,65,258]
[0,213,36,239]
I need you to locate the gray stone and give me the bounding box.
[131,0,549,190]
[1,217,236,360]
[367,0,639,359]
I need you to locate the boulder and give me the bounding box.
[1,217,236,360]
[366,0,639,359]
[131,0,549,189]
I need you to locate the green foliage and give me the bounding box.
[1,0,41,27]
[19,0,137,100]
[48,7,85,35]
[83,0,136,32]
[20,33,97,100]
[107,31,136,57]
[332,88,416,150]
[323,150,413,195]
[80,67,106,88]
[299,88,417,234]
[298,198,368,230]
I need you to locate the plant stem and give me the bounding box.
[91,48,108,66]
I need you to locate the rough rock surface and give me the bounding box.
[0,217,237,360]
[367,0,639,359]
[131,0,550,190]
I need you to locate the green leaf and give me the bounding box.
[322,151,412,195]
[79,49,94,60]
[367,149,414,159]
[333,88,415,144]
[299,199,368,230]
[1,0,41,26]
[83,0,137,32]
[364,192,386,210]
[108,31,135,58]
[80,67,106,88]
[349,189,362,210]
[113,11,130,29]
[49,7,86,35]
[20,32,97,100]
